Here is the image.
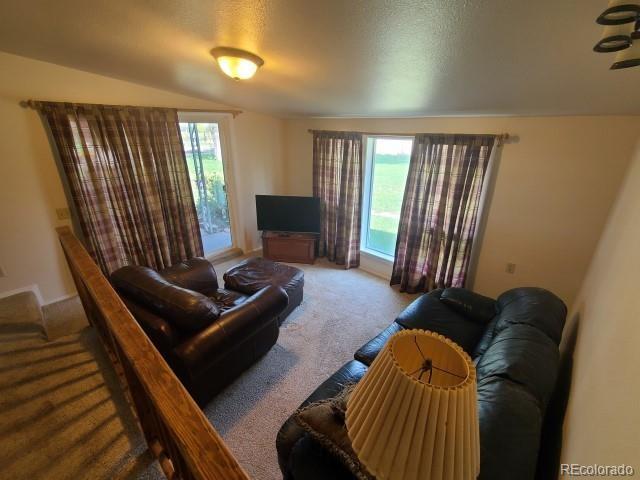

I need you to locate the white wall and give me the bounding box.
[2,47,638,313]
[559,141,640,471]
[0,51,284,303]
[283,116,640,306]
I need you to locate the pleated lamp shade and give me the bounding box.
[345,329,479,480]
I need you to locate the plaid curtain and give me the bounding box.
[312,130,363,269]
[391,134,496,292]
[38,102,203,274]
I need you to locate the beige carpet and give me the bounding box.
[0,259,414,479]
[0,291,164,480]
[203,258,414,480]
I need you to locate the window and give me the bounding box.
[179,120,233,255]
[362,136,413,258]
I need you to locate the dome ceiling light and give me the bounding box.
[210,47,264,80]
[594,1,640,68]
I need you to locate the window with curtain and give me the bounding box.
[37,102,203,274]
[390,134,496,293]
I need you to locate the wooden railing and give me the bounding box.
[56,226,249,480]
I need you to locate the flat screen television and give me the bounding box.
[256,195,321,234]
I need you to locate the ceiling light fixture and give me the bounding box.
[210,47,264,80]
[593,1,640,68]
[597,1,640,25]
[612,30,640,68]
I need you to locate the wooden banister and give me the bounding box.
[56,226,250,480]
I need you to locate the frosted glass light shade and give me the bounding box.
[210,47,264,80]
[345,329,479,480]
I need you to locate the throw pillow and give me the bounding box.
[294,386,374,480]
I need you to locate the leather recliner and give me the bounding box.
[276,287,567,480]
[111,257,289,405]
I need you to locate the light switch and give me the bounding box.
[506,262,516,274]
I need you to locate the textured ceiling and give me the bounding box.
[0,0,638,117]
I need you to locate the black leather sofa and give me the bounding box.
[276,287,567,480]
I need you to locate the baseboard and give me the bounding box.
[0,284,44,306]
[206,247,243,264]
[245,247,263,257]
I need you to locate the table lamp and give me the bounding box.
[345,329,479,480]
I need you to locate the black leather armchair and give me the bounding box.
[111,257,288,405]
[276,287,567,480]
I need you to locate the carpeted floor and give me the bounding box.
[0,258,414,479]
[0,291,162,480]
[204,258,414,480]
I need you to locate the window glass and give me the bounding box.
[179,122,232,254]
[363,137,413,257]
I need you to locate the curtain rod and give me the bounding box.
[307,129,512,145]
[20,100,243,118]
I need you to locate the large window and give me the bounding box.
[362,136,413,257]
[179,121,233,254]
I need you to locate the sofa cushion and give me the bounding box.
[440,288,496,324]
[471,316,499,359]
[160,257,219,296]
[354,322,403,366]
[495,288,567,345]
[111,265,220,333]
[208,288,249,312]
[395,293,485,355]
[476,324,559,407]
[477,376,543,480]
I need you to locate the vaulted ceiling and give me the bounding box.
[1,0,638,117]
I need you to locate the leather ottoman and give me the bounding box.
[223,257,304,324]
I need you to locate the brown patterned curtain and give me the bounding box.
[391,134,496,292]
[312,130,363,269]
[38,102,203,274]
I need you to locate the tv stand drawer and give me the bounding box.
[262,231,316,264]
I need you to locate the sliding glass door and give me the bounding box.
[179,121,233,254]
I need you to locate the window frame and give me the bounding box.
[361,135,414,261]
[178,112,240,258]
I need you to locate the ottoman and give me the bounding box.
[223,257,304,324]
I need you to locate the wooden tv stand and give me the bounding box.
[262,231,317,264]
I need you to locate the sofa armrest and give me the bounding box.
[122,298,179,356]
[174,285,288,373]
[440,288,497,325]
[354,322,403,366]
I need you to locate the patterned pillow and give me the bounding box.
[294,387,374,480]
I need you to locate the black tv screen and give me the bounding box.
[256,195,321,233]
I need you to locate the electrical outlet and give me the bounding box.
[506,262,516,274]
[0,265,5,278]
[56,207,71,221]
